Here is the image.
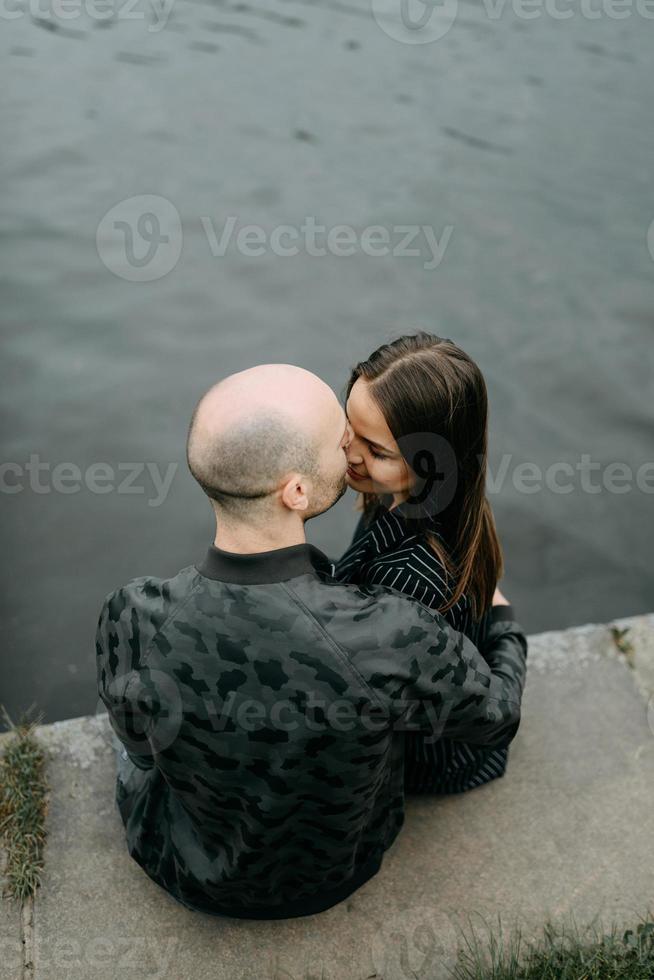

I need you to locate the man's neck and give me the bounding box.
[213,521,307,555]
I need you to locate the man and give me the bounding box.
[95,363,527,920]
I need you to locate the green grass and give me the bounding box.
[0,703,49,903]
[449,909,654,979]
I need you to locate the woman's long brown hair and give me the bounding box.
[343,331,503,621]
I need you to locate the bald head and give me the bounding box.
[186,364,345,520]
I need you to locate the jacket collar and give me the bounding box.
[196,541,335,585]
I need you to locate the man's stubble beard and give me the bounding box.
[307,471,349,520]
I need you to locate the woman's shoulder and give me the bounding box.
[406,533,480,626]
[355,515,491,637]
[405,530,451,580]
[334,504,415,582]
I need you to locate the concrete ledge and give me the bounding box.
[1,614,653,980]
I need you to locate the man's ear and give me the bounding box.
[280,474,310,512]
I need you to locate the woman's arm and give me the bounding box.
[324,578,528,750]
[475,586,514,657]
[493,586,510,606]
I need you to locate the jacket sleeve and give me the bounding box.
[327,582,528,750]
[95,579,165,771]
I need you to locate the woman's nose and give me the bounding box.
[346,432,363,462]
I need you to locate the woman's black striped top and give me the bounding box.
[333,496,510,795]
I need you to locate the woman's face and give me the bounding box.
[344,378,414,498]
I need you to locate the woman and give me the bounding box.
[335,331,511,794]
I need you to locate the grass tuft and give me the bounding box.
[449,908,654,979]
[0,702,49,903]
[610,625,636,667]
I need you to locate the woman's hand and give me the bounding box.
[492,585,511,606]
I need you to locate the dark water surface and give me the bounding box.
[1,0,653,724]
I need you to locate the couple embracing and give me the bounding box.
[96,330,528,920]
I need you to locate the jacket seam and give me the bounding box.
[280,581,390,716]
[139,575,205,670]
